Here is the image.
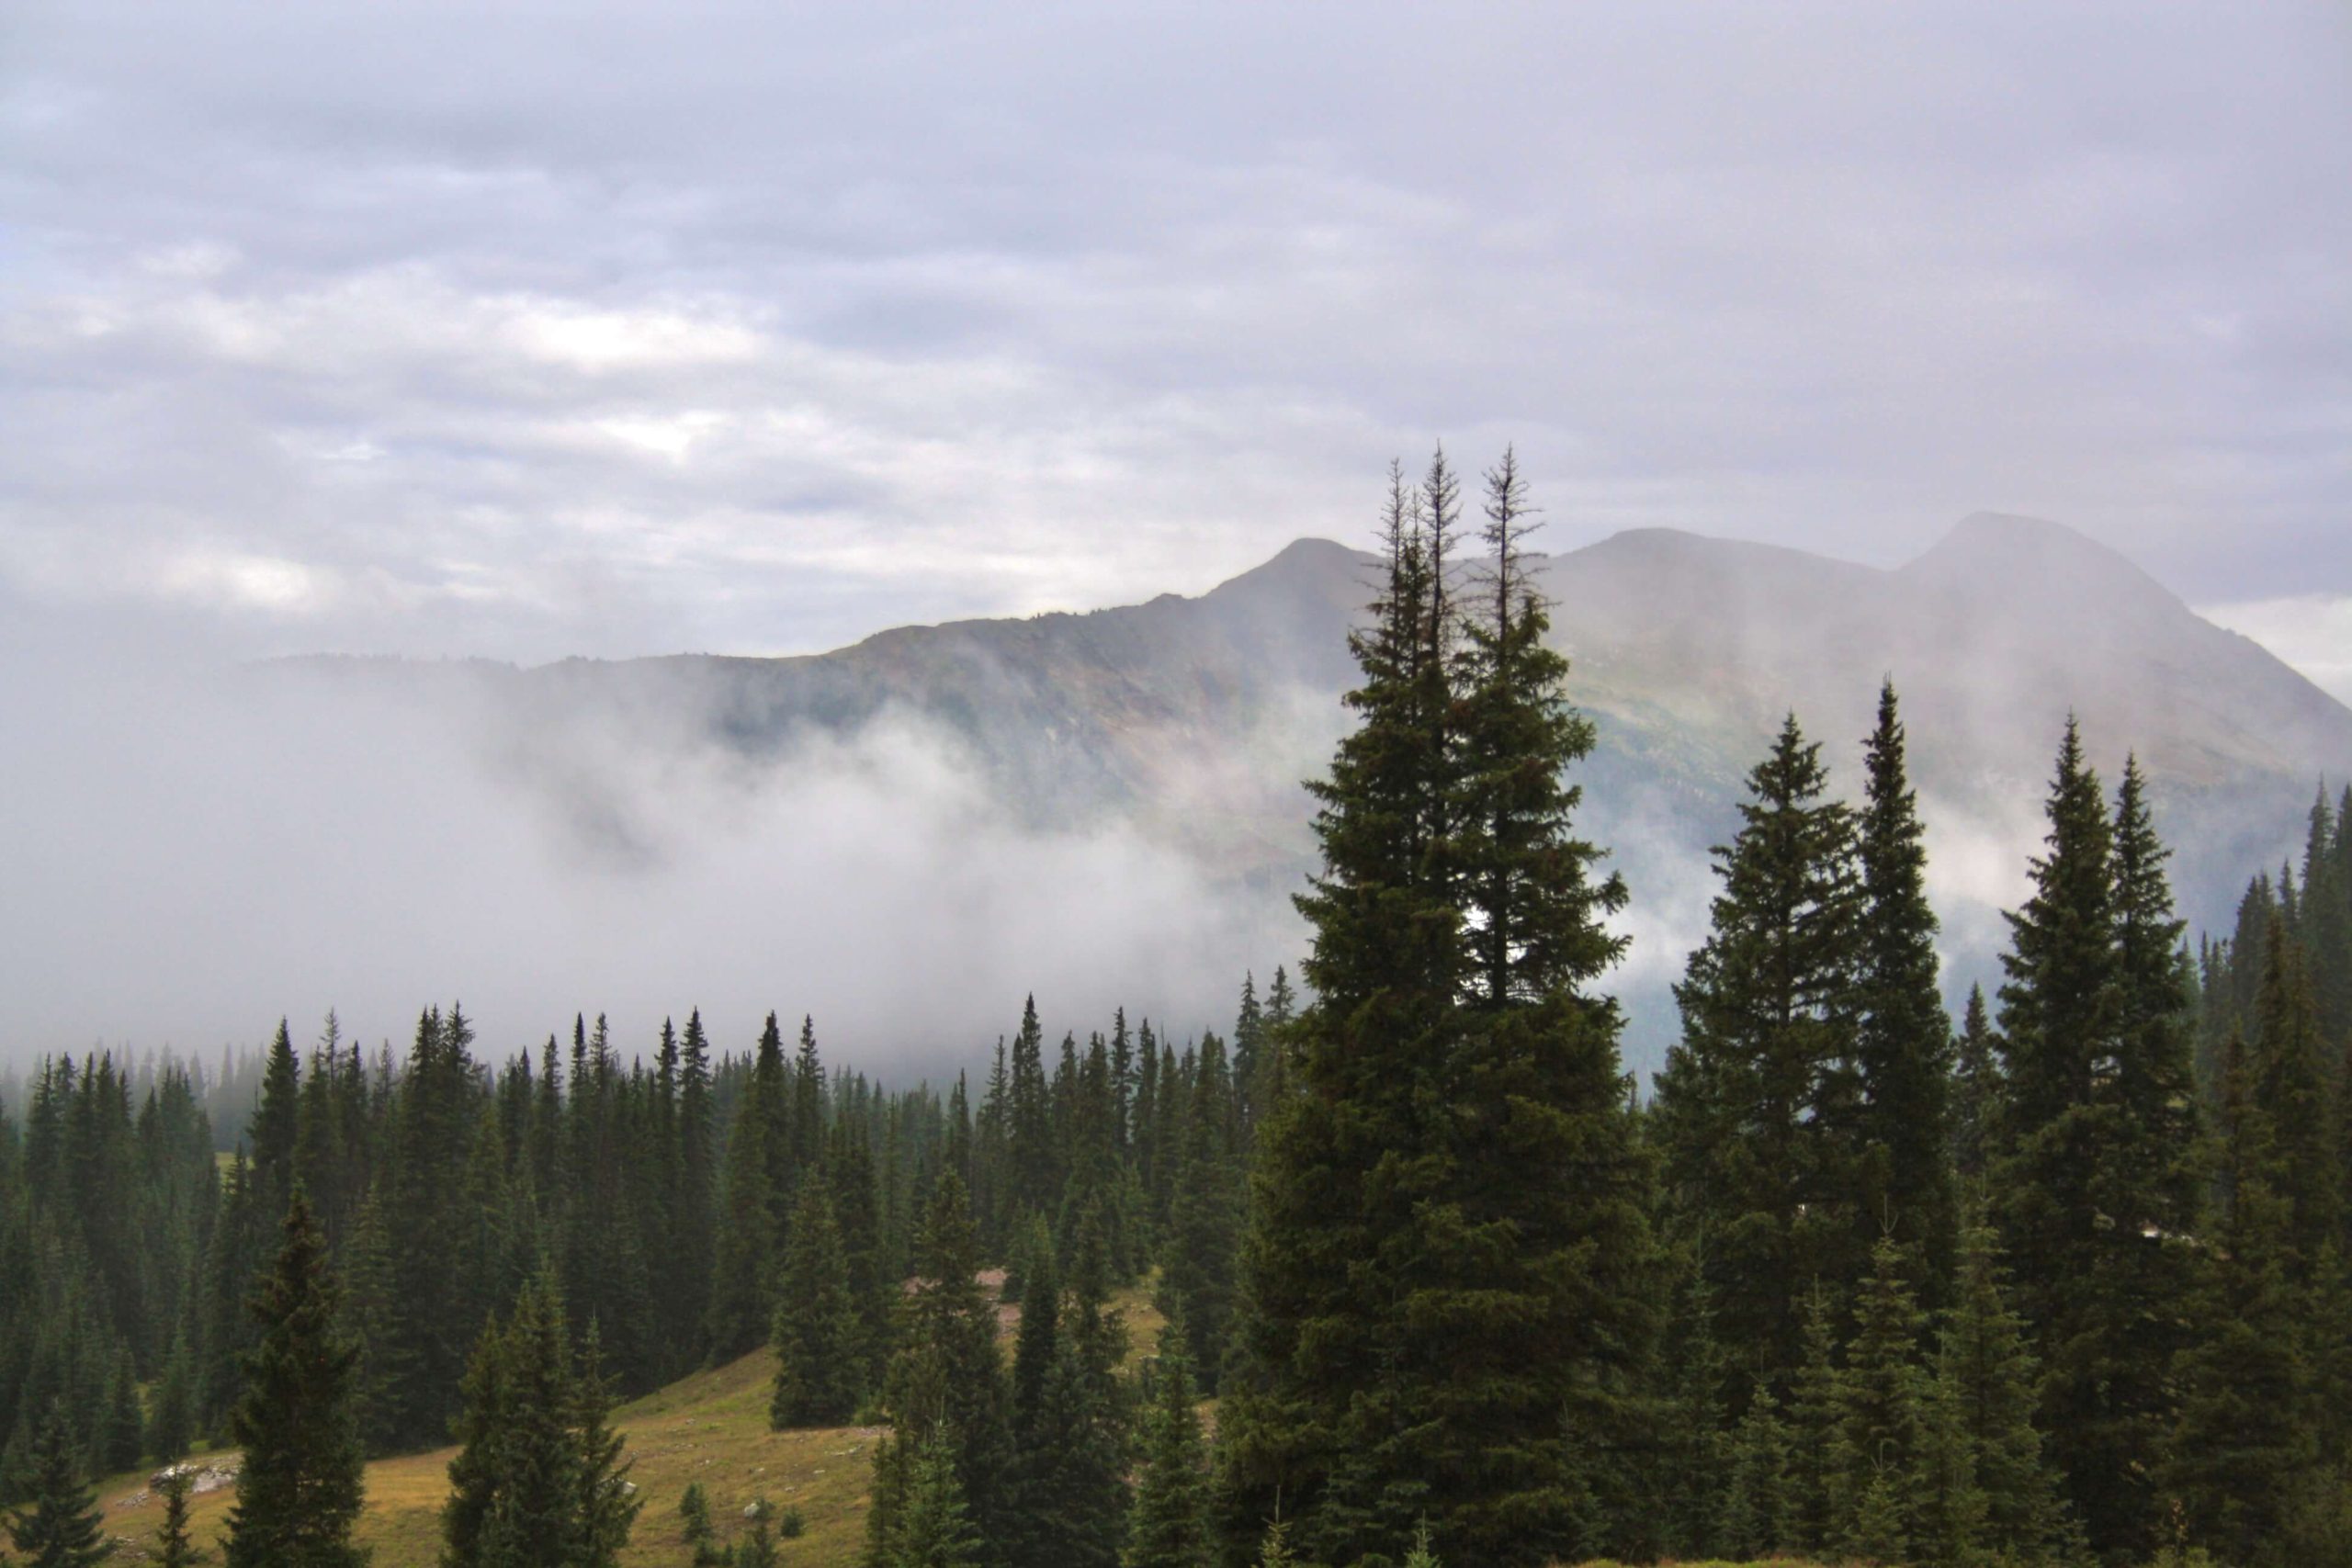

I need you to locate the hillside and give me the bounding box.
[92,1283,1173,1567]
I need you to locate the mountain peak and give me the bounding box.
[1901,511,2184,615]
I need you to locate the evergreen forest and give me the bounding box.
[6,452,2350,1568]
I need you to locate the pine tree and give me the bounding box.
[1157,1034,1241,1393]
[572,1322,639,1568]
[771,1181,863,1428]
[1127,1323,1209,1568]
[1939,1212,2064,1562]
[339,1187,407,1457]
[674,1010,718,1371]
[1222,452,1653,1566]
[1828,1236,1928,1555]
[222,1188,367,1568]
[144,1326,196,1465]
[2249,914,2340,1268]
[1851,682,1957,1296]
[1785,1287,1842,1557]
[873,1172,1012,1558]
[1992,722,2193,1560]
[1950,985,2001,1185]
[102,1344,143,1472]
[1715,1385,1794,1561]
[1656,712,1863,1400]
[894,1433,985,1568]
[2163,1030,2317,1568]
[156,1466,207,1568]
[709,1015,784,1361]
[5,1403,107,1568]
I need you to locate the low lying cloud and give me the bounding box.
[0,622,1302,1075]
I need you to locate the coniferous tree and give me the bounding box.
[101,1345,142,1472]
[148,1328,197,1465]
[156,1466,206,1568]
[1851,682,1957,1296]
[1655,713,1862,1402]
[673,1010,718,1371]
[1127,1321,1209,1568]
[1223,451,1651,1567]
[770,1181,863,1428]
[571,1323,639,1568]
[1826,1236,1928,1556]
[708,1015,784,1361]
[1157,1035,1241,1393]
[1994,726,2199,1560]
[222,1188,367,1568]
[870,1173,1012,1562]
[2163,1030,2316,1568]
[1939,1212,2066,1562]
[5,1403,107,1568]
[1950,985,2001,1185]
[893,1434,985,1568]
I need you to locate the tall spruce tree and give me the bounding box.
[1850,682,1957,1296]
[1939,1212,2065,1562]
[1655,713,1863,1401]
[5,1403,107,1568]
[770,1181,863,1428]
[1127,1320,1209,1568]
[1993,724,2207,1562]
[1221,451,1651,1567]
[156,1467,205,1568]
[222,1188,367,1568]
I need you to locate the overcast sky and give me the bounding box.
[4,2,2348,677]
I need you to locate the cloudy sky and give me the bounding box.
[3,1,2347,677]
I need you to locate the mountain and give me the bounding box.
[270,513,2352,1067]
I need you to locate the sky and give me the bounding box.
[2,3,2348,1066]
[3,2,2347,673]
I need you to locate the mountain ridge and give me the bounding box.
[260,514,2350,1065]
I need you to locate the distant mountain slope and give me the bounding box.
[272,514,2352,1067]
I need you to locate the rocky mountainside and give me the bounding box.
[276,513,2352,1065]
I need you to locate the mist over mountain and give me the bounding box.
[107,510,2321,1076]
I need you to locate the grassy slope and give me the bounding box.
[94,1281,1175,1566]
[87,1271,1820,1567]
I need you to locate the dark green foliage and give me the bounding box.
[1155,1034,1241,1393]
[1993,727,2203,1561]
[1221,451,1655,1567]
[870,1172,1011,1563]
[1655,712,1863,1401]
[1714,1385,1794,1560]
[1127,1326,1208,1568]
[893,1434,985,1568]
[223,1187,368,1568]
[2163,1030,2319,1568]
[157,1466,207,1568]
[1939,1213,2065,1562]
[735,1499,780,1568]
[440,1272,640,1568]
[6,1403,107,1568]
[708,1014,786,1361]
[1950,985,2001,1184]
[148,1329,197,1464]
[1851,682,1958,1297]
[680,1483,719,1565]
[102,1344,143,1473]
[1827,1236,1928,1556]
[770,1181,863,1428]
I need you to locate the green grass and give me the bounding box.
[93,1278,1172,1565]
